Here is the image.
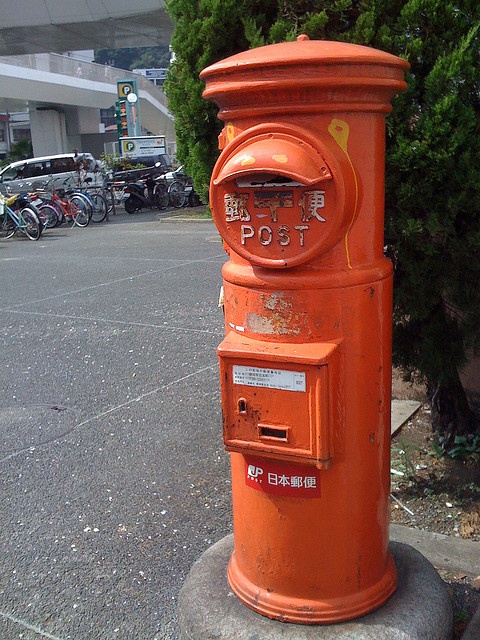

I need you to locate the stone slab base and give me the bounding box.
[178,536,452,640]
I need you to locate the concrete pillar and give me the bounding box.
[29,106,103,156]
[29,108,67,156]
[65,106,101,135]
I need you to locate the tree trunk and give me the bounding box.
[427,370,478,446]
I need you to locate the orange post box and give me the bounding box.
[201,36,409,624]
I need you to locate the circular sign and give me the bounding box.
[117,81,135,99]
[210,128,354,269]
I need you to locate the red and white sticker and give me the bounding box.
[244,456,321,498]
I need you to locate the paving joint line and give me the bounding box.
[0,254,226,312]
[0,364,218,463]
[0,610,65,640]
[1,308,219,335]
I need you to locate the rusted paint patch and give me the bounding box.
[246,313,286,334]
[246,293,309,336]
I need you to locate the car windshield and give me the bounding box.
[0,165,23,181]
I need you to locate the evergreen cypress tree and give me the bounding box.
[165,0,480,443]
[354,2,480,442]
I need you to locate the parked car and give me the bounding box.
[112,153,173,183]
[131,154,172,172]
[0,152,103,193]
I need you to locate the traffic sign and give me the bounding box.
[117,79,138,100]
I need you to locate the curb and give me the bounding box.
[390,524,480,576]
[157,215,212,222]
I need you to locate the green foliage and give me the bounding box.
[99,153,147,172]
[94,46,170,70]
[391,440,418,479]
[438,434,480,461]
[100,153,119,170]
[130,48,171,70]
[165,0,480,436]
[7,140,33,162]
[378,7,480,411]
[165,0,254,201]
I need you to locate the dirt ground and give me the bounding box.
[391,374,480,638]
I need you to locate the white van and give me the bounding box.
[0,153,105,194]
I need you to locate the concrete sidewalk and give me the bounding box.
[391,399,421,436]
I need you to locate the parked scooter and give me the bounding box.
[124,173,157,213]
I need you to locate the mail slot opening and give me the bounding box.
[259,425,288,441]
[236,173,304,188]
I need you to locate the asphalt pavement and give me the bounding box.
[0,210,231,639]
[1,209,479,640]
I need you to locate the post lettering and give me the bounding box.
[241,225,255,244]
[258,225,273,245]
[294,225,309,246]
[240,224,309,247]
[277,225,290,246]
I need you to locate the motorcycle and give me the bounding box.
[124,173,157,214]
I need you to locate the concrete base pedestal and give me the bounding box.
[178,536,452,640]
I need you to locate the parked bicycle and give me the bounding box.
[0,192,43,240]
[35,178,92,227]
[153,176,169,210]
[70,177,108,223]
[103,180,118,215]
[26,191,59,228]
[164,166,200,208]
[100,179,127,215]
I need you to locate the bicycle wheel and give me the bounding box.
[37,204,59,228]
[169,181,186,208]
[104,186,115,213]
[154,184,169,210]
[52,201,65,224]
[70,195,91,227]
[90,193,108,223]
[71,192,93,215]
[113,185,126,204]
[20,207,42,240]
[4,216,17,238]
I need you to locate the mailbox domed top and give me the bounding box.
[202,36,408,75]
[201,37,409,118]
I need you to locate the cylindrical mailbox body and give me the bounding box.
[201,37,409,624]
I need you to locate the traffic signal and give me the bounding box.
[115,100,128,138]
